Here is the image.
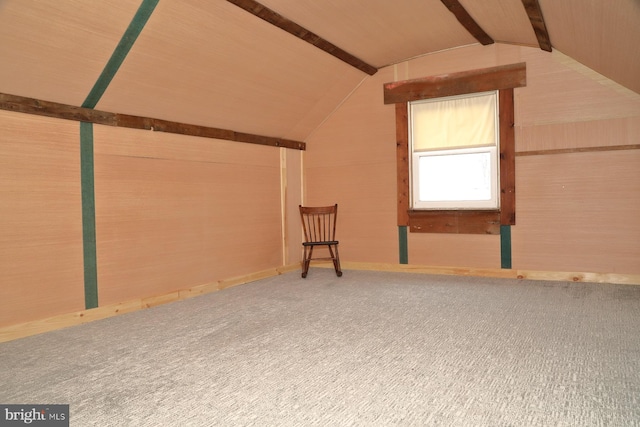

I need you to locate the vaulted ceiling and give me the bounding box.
[1,0,638,143]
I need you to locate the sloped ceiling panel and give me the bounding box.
[519,49,640,127]
[459,0,538,47]
[1,0,638,140]
[95,0,364,141]
[0,0,141,105]
[256,0,478,68]
[540,0,640,95]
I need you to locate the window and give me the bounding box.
[383,63,525,234]
[410,91,499,210]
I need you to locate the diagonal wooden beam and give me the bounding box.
[521,0,552,52]
[225,0,377,75]
[440,0,494,45]
[0,93,306,150]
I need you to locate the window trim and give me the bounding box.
[409,90,500,210]
[384,63,524,234]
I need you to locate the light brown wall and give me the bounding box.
[1,42,638,331]
[93,125,284,305]
[304,66,399,264]
[0,111,84,327]
[305,44,640,274]
[514,150,640,273]
[0,113,295,327]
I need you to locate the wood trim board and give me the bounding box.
[395,102,410,226]
[3,262,638,343]
[517,144,640,157]
[0,92,306,150]
[0,264,301,343]
[499,89,516,225]
[384,62,526,104]
[408,210,501,235]
[320,262,640,286]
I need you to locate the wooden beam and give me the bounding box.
[516,144,640,157]
[395,103,410,226]
[0,93,306,150]
[225,0,378,76]
[521,0,552,52]
[440,0,494,46]
[383,62,526,104]
[408,210,501,235]
[499,89,516,225]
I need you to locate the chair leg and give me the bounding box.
[301,246,313,278]
[329,244,342,277]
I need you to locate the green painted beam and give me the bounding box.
[82,0,160,108]
[500,225,512,269]
[79,0,159,308]
[399,226,408,264]
[80,122,98,309]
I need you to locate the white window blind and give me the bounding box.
[411,92,497,151]
[410,91,499,210]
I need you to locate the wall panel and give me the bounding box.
[517,116,640,153]
[409,233,500,269]
[96,0,365,142]
[518,49,640,127]
[93,126,282,305]
[305,164,398,264]
[305,43,640,275]
[305,67,398,264]
[513,151,640,274]
[0,111,84,327]
[284,150,303,266]
[0,0,141,106]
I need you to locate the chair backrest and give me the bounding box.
[299,204,338,243]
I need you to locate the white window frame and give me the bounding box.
[409,91,500,210]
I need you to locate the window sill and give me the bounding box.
[408,209,500,235]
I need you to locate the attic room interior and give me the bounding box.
[1,0,639,424]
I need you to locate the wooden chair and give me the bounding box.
[299,204,342,278]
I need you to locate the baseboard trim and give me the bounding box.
[3,262,638,343]
[0,264,300,343]
[331,261,640,286]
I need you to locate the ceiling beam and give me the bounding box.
[225,0,378,76]
[440,0,494,46]
[0,93,306,150]
[521,0,552,52]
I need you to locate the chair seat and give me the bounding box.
[303,241,339,246]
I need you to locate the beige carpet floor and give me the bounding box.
[1,269,639,426]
